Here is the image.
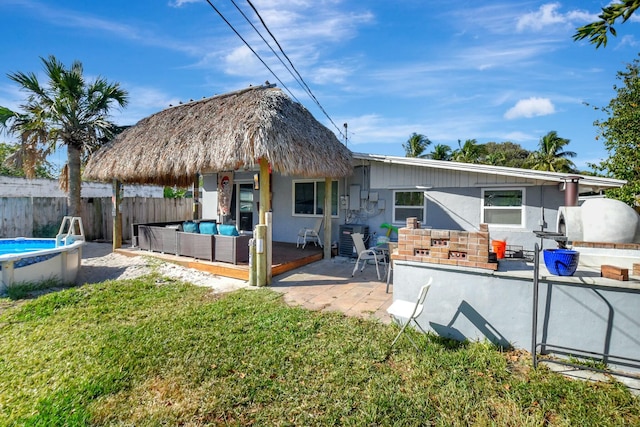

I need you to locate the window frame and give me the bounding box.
[392,190,426,224]
[481,187,526,228]
[292,179,339,217]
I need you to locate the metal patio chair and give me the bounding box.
[387,278,433,351]
[296,218,323,249]
[351,232,387,280]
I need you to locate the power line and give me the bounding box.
[245,0,345,140]
[203,0,345,140]
[203,0,301,104]
[228,0,307,94]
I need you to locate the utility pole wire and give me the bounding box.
[245,0,346,140]
[229,0,306,93]
[203,0,300,105]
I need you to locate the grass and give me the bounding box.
[0,275,639,426]
[566,355,610,372]
[4,278,68,300]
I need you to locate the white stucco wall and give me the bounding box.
[394,259,640,373]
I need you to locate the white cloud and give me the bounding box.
[0,84,24,111]
[565,9,596,23]
[168,0,200,7]
[312,65,351,85]
[504,97,555,119]
[111,85,180,125]
[223,46,263,76]
[618,35,639,49]
[516,3,566,31]
[209,2,373,86]
[501,131,537,142]
[516,2,596,32]
[342,114,425,146]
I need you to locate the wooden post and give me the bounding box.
[266,211,272,285]
[248,238,256,286]
[256,157,272,285]
[112,179,123,250]
[255,224,267,287]
[324,178,332,260]
[192,173,200,220]
[259,158,270,223]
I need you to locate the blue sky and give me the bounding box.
[1,0,639,171]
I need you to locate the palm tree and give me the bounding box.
[484,151,506,166]
[452,139,486,164]
[402,132,431,158]
[429,144,452,160]
[2,55,128,215]
[0,105,52,179]
[525,131,577,173]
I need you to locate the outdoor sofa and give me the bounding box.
[133,220,250,265]
[177,231,215,261]
[136,222,183,254]
[214,233,250,264]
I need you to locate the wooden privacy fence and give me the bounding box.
[0,197,193,242]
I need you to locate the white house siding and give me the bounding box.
[366,162,564,251]
[202,166,566,252]
[270,174,344,247]
[201,172,347,246]
[200,158,618,254]
[369,162,530,189]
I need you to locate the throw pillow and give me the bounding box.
[199,222,218,235]
[218,224,239,236]
[182,221,199,233]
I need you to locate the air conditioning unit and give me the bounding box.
[339,224,369,257]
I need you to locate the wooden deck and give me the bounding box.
[115,241,324,281]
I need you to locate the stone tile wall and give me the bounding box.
[394,221,498,271]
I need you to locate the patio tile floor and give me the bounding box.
[270,256,393,324]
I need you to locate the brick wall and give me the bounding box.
[394,222,498,271]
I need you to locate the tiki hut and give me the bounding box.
[84,84,352,284]
[83,84,353,186]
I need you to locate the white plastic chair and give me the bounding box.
[296,218,323,249]
[386,279,433,351]
[351,232,387,280]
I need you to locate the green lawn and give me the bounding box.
[1,274,638,426]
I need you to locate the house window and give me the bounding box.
[293,180,338,216]
[482,188,524,226]
[393,191,425,223]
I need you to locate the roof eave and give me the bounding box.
[353,152,626,190]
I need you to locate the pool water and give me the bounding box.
[0,239,56,256]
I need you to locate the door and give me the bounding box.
[229,183,255,232]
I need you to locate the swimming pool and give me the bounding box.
[0,217,86,293]
[0,238,57,256]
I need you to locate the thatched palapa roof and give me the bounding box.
[84,84,353,186]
